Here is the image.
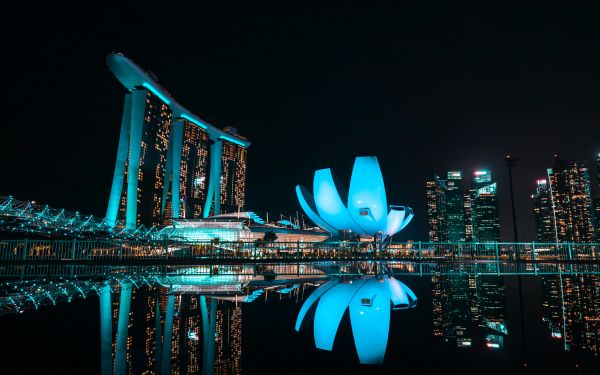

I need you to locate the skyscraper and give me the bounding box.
[532,179,557,242]
[547,157,595,243]
[219,135,248,214]
[595,153,600,241]
[105,53,250,228]
[469,170,501,242]
[426,174,447,242]
[446,171,466,242]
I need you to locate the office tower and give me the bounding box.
[470,170,501,242]
[595,153,600,241]
[426,174,448,242]
[446,171,466,242]
[105,53,250,229]
[464,193,473,242]
[532,178,557,242]
[547,157,595,242]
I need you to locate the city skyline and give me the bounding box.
[1,4,600,241]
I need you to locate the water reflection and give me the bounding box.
[2,271,600,373]
[541,274,600,355]
[295,275,417,364]
[432,275,508,349]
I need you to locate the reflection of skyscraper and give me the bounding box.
[171,295,202,375]
[426,175,447,242]
[215,301,243,375]
[431,275,474,347]
[547,157,595,243]
[541,275,600,355]
[469,170,500,242]
[432,275,507,349]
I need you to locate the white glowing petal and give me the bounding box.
[385,208,406,237]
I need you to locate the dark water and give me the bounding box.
[1,275,599,374]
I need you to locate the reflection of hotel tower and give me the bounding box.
[541,275,600,355]
[214,302,243,375]
[105,53,250,229]
[432,275,507,348]
[110,289,243,375]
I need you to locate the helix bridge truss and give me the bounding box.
[0,195,174,240]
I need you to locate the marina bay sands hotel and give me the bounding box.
[105,53,250,229]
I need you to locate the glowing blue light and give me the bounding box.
[220,135,246,147]
[142,82,171,105]
[296,156,414,238]
[295,276,417,365]
[295,186,338,235]
[348,157,387,234]
[181,113,208,130]
[313,169,366,235]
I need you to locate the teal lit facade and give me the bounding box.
[105,53,250,229]
[296,156,414,239]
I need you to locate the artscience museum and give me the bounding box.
[296,156,414,240]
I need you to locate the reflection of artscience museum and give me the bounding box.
[295,276,418,364]
[296,156,414,239]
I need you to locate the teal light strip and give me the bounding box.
[220,134,246,146]
[181,113,208,130]
[142,82,171,105]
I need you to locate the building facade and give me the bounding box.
[105,53,250,228]
[469,170,501,242]
[426,169,500,242]
[426,174,447,242]
[546,157,595,243]
[531,179,557,242]
[446,171,467,242]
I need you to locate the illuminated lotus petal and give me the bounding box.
[347,157,388,234]
[385,207,406,237]
[348,278,391,365]
[399,207,414,231]
[313,169,366,235]
[295,185,338,235]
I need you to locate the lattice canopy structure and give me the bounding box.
[0,196,171,239]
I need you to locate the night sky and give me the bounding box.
[2,3,599,240]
